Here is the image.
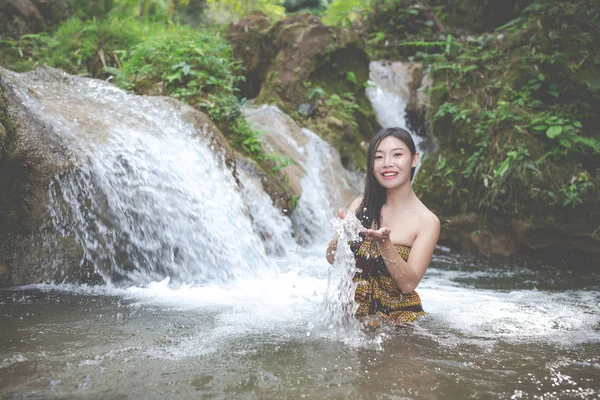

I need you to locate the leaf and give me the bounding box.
[559,139,572,148]
[572,120,582,128]
[165,72,181,83]
[494,158,511,178]
[346,71,356,84]
[546,125,563,138]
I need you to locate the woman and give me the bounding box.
[326,127,440,326]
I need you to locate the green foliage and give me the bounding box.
[205,0,285,23]
[415,0,600,218]
[67,0,200,21]
[322,0,372,28]
[0,14,279,170]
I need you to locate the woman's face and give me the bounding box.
[373,136,419,189]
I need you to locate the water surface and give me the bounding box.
[2,250,598,399]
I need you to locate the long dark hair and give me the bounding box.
[355,127,417,229]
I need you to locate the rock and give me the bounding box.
[235,152,295,214]
[325,115,344,129]
[0,0,43,36]
[438,213,600,260]
[0,262,8,286]
[298,102,317,117]
[0,67,84,286]
[242,104,362,214]
[225,11,274,99]
[0,0,71,37]
[242,105,307,199]
[0,116,6,156]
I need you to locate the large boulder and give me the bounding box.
[0,67,236,287]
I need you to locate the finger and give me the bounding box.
[338,209,346,219]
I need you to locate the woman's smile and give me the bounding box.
[381,170,398,179]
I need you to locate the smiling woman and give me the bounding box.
[326,127,440,327]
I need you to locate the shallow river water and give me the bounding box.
[2,249,599,399]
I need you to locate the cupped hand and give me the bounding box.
[361,227,392,244]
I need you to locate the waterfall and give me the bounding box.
[237,168,296,256]
[5,68,275,286]
[291,128,343,245]
[241,105,363,247]
[366,61,428,172]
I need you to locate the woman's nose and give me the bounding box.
[384,154,393,166]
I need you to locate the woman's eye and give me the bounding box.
[375,155,383,159]
[394,153,402,157]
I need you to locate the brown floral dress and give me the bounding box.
[351,236,426,326]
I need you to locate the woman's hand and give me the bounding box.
[362,227,392,247]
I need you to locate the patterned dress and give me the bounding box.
[351,236,426,326]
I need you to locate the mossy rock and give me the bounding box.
[227,12,379,171]
[235,152,297,215]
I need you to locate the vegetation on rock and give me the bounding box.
[227,11,380,170]
[413,0,599,224]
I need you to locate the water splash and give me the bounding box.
[310,213,364,342]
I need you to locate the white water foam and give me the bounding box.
[418,268,600,346]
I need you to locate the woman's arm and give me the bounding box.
[365,213,440,293]
[325,197,363,264]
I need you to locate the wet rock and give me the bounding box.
[439,214,517,256]
[0,262,7,286]
[242,104,362,213]
[235,152,295,215]
[242,105,307,200]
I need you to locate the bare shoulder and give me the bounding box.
[417,201,440,232]
[348,197,363,214]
